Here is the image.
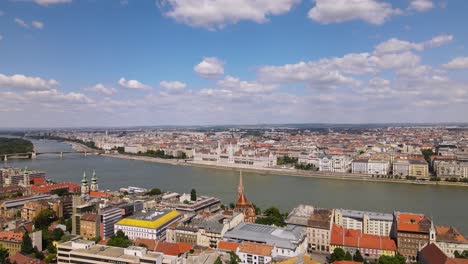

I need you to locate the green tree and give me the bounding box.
[0,245,10,264]
[64,218,72,232]
[255,207,286,227]
[329,248,346,263]
[229,203,235,209]
[228,251,241,264]
[107,230,132,248]
[421,149,435,163]
[190,189,197,201]
[147,188,162,196]
[378,254,406,264]
[353,250,364,262]
[34,209,57,230]
[344,251,353,261]
[21,232,34,254]
[214,256,223,264]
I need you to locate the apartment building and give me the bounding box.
[286,205,333,253]
[334,209,393,236]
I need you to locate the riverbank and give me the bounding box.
[102,153,468,188]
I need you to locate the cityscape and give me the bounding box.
[1,0,468,264]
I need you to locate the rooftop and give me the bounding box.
[116,209,181,229]
[223,222,305,250]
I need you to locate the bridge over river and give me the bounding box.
[1,150,103,161]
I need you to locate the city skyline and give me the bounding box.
[1,0,468,127]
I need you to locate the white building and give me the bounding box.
[352,158,368,174]
[193,143,277,168]
[114,209,182,240]
[435,226,468,258]
[367,159,390,175]
[237,242,273,264]
[334,209,393,236]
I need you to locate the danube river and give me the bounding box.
[3,139,468,233]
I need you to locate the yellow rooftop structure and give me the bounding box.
[116,210,181,229]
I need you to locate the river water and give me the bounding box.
[2,139,467,233]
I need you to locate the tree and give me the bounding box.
[378,254,406,264]
[329,248,346,263]
[255,207,286,227]
[353,250,364,262]
[190,189,197,201]
[0,245,10,264]
[34,209,57,230]
[345,251,353,261]
[64,218,72,232]
[421,149,435,163]
[214,256,223,264]
[21,232,34,254]
[229,203,235,209]
[228,251,241,264]
[147,188,162,196]
[107,230,132,248]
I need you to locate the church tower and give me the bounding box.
[22,166,30,187]
[81,171,89,196]
[234,171,257,223]
[90,170,99,192]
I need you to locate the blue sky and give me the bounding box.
[1,0,468,127]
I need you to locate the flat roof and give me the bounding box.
[116,209,181,229]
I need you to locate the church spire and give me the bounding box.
[237,170,244,198]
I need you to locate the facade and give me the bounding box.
[237,242,273,264]
[193,143,277,168]
[393,158,410,176]
[166,211,244,248]
[334,209,393,236]
[330,225,397,259]
[367,159,390,175]
[223,222,307,260]
[21,199,63,221]
[393,212,435,261]
[0,231,23,256]
[233,172,257,223]
[435,226,468,258]
[352,158,369,174]
[114,209,182,240]
[57,240,162,264]
[286,205,333,253]
[99,206,122,239]
[71,196,98,236]
[80,213,99,240]
[409,160,429,178]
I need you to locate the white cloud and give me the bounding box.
[33,0,72,6]
[308,0,401,25]
[424,34,453,47]
[409,0,434,12]
[375,34,453,55]
[194,57,225,78]
[160,81,187,93]
[374,38,423,54]
[84,84,118,95]
[24,89,93,104]
[31,21,44,29]
[217,76,277,94]
[443,57,468,70]
[159,0,299,29]
[118,77,152,90]
[0,73,59,90]
[257,61,359,89]
[14,18,30,29]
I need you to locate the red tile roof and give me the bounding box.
[217,241,240,252]
[239,242,273,256]
[396,212,431,233]
[0,231,23,243]
[89,191,113,198]
[9,253,46,264]
[330,225,396,251]
[420,243,468,264]
[134,238,194,256]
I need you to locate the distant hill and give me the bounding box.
[0,138,34,155]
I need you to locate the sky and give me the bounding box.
[1,0,468,127]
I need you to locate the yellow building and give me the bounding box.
[409,160,429,178]
[0,231,23,256]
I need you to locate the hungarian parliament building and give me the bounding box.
[193,143,277,168]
